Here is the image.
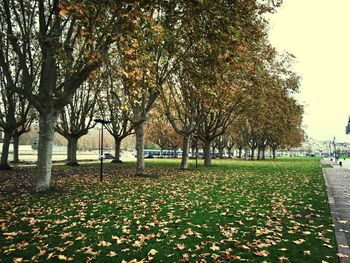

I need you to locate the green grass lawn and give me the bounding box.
[0,158,337,262]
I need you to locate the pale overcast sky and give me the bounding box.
[268,0,350,143]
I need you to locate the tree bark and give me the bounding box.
[66,136,79,166]
[191,146,196,158]
[218,146,224,159]
[35,113,57,192]
[244,147,249,160]
[135,123,145,175]
[257,147,261,160]
[227,148,232,158]
[180,134,190,170]
[203,139,212,167]
[251,147,255,160]
[238,147,242,158]
[0,131,12,169]
[13,134,20,164]
[112,138,123,163]
[262,146,266,160]
[272,147,276,159]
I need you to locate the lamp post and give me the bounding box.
[94,119,111,182]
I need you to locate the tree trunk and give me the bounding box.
[257,147,261,160]
[66,136,79,166]
[238,147,242,158]
[35,113,57,192]
[244,147,249,160]
[0,131,12,169]
[191,146,196,158]
[262,146,266,160]
[219,147,224,159]
[251,147,255,160]
[212,146,215,159]
[203,139,212,167]
[112,137,122,163]
[227,148,232,158]
[180,134,190,170]
[13,134,20,164]
[272,147,277,159]
[135,123,145,175]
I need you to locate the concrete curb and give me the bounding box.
[322,161,350,262]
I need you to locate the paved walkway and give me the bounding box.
[323,159,350,262]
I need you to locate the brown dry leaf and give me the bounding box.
[210,244,220,251]
[337,253,349,259]
[177,243,186,250]
[148,249,158,256]
[58,255,67,261]
[4,232,18,237]
[98,241,112,247]
[182,253,190,262]
[254,250,269,257]
[107,251,117,257]
[293,239,305,245]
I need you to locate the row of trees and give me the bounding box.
[0,0,303,192]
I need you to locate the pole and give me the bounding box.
[195,137,198,168]
[100,125,103,182]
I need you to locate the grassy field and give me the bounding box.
[0,158,337,262]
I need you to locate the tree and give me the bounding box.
[160,69,203,169]
[13,101,36,164]
[145,105,182,158]
[97,66,134,163]
[0,68,36,168]
[56,78,101,166]
[0,0,124,191]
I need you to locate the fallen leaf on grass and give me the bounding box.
[3,232,18,237]
[293,239,305,245]
[148,249,158,256]
[177,243,185,250]
[210,244,220,251]
[98,240,112,247]
[107,251,117,257]
[254,250,269,257]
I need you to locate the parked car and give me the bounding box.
[100,153,115,159]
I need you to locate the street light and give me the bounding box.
[94,118,111,182]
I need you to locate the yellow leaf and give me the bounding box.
[148,249,158,256]
[4,232,17,236]
[293,239,305,245]
[254,250,269,257]
[210,244,220,251]
[107,251,117,257]
[58,255,67,260]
